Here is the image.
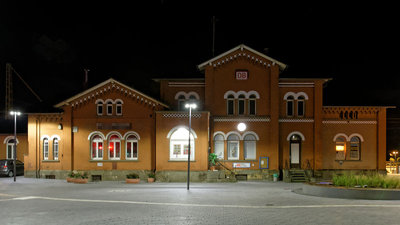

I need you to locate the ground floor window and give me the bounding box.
[244,134,256,160]
[53,138,59,160]
[43,138,49,160]
[349,136,361,160]
[169,127,194,160]
[227,134,240,160]
[108,135,121,160]
[91,135,103,160]
[7,139,15,159]
[214,134,224,159]
[126,135,138,160]
[335,137,346,160]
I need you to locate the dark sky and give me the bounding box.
[1,1,400,119]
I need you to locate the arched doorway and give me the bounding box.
[289,134,302,169]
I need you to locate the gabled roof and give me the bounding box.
[54,78,169,108]
[197,44,287,71]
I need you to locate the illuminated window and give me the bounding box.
[91,135,103,160]
[213,134,224,159]
[53,138,59,160]
[238,94,245,115]
[335,137,346,160]
[96,99,104,116]
[349,136,361,160]
[286,96,294,117]
[108,135,121,160]
[6,139,15,159]
[227,134,240,160]
[116,100,123,116]
[297,96,305,117]
[248,94,256,115]
[169,128,195,160]
[126,135,138,160]
[227,94,235,115]
[244,134,257,160]
[43,138,49,160]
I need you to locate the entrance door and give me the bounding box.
[289,134,302,169]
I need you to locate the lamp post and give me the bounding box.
[10,111,21,182]
[185,103,197,190]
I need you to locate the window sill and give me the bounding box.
[168,160,196,162]
[335,160,361,162]
[42,160,60,163]
[89,160,140,162]
[221,160,257,162]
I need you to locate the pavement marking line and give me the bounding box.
[0,193,17,197]
[11,196,400,209]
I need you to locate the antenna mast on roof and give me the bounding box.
[4,63,43,119]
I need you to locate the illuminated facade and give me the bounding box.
[24,44,388,181]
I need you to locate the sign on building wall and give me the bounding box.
[233,163,251,168]
[235,70,248,80]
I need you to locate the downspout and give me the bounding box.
[71,107,74,171]
[37,117,41,178]
[35,118,38,178]
[154,110,157,173]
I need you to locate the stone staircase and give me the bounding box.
[289,169,308,183]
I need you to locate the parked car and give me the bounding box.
[0,159,24,177]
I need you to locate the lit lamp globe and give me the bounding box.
[237,123,246,132]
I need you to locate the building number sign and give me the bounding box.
[235,70,248,80]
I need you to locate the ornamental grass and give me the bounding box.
[332,174,400,189]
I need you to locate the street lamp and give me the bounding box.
[185,102,197,190]
[10,111,21,182]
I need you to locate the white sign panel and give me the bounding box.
[233,163,251,168]
[235,70,248,80]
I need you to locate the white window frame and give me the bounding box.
[91,135,103,160]
[125,135,138,160]
[6,140,15,159]
[169,128,195,161]
[96,100,104,116]
[116,100,123,116]
[248,95,256,116]
[227,140,239,160]
[297,96,305,117]
[108,135,121,160]
[105,100,113,116]
[238,95,245,115]
[43,138,49,160]
[286,97,294,117]
[349,136,361,160]
[227,95,235,115]
[213,134,225,160]
[244,135,257,160]
[53,138,59,160]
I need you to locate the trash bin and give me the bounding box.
[273,173,278,182]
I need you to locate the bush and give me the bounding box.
[126,173,139,179]
[208,153,219,166]
[332,173,400,189]
[67,171,75,178]
[148,172,155,178]
[73,171,88,179]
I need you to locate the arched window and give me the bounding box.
[227,94,235,115]
[108,135,121,160]
[244,134,257,160]
[126,135,138,160]
[227,134,240,160]
[238,94,246,115]
[6,139,15,159]
[53,138,59,160]
[248,94,256,115]
[106,100,113,115]
[214,134,224,159]
[170,128,195,160]
[297,96,305,117]
[116,100,123,116]
[286,96,294,117]
[96,100,104,116]
[178,95,186,111]
[43,138,49,160]
[91,135,103,160]
[349,136,361,160]
[335,137,346,160]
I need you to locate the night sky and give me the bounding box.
[1,2,400,133]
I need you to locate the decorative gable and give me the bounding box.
[54,78,169,109]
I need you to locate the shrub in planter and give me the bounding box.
[148,172,155,183]
[73,171,88,184]
[126,173,140,183]
[66,171,75,183]
[208,153,219,171]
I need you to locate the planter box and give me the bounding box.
[147,178,155,183]
[73,178,88,184]
[126,178,140,184]
[66,177,75,183]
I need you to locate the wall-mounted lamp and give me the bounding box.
[58,123,63,130]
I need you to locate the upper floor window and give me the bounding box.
[248,94,256,116]
[53,138,59,160]
[43,138,49,160]
[227,95,235,115]
[227,134,240,160]
[105,100,113,115]
[96,100,104,116]
[297,96,305,117]
[178,95,186,111]
[126,135,138,160]
[238,94,246,115]
[115,99,123,116]
[286,96,294,117]
[108,135,121,160]
[175,91,200,111]
[91,135,103,160]
[213,134,225,159]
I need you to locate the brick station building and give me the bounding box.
[23,44,389,181]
